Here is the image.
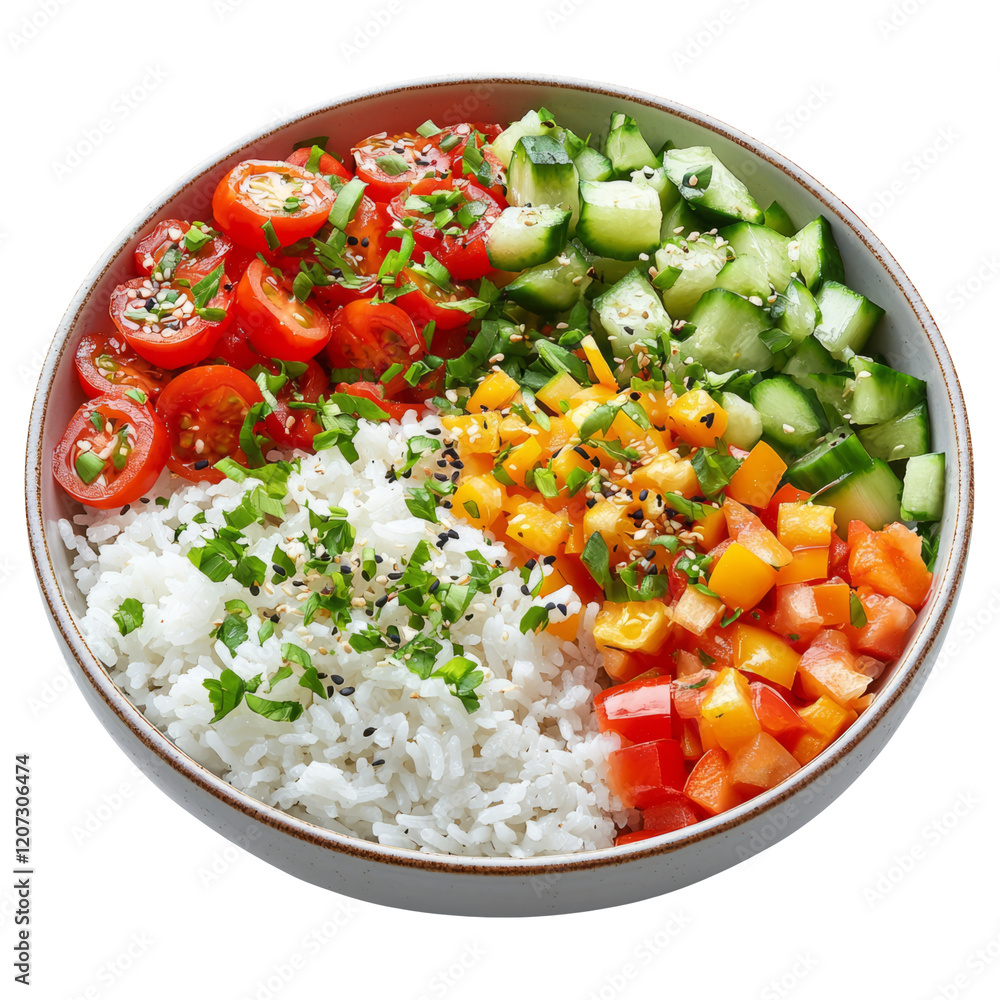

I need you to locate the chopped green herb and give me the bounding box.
[113,597,144,636]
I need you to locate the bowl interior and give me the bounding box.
[28,76,971,869]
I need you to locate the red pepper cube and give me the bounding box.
[608,739,688,809]
[595,676,673,745]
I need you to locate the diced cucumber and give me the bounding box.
[815,459,902,536]
[576,180,662,260]
[713,254,770,298]
[720,392,763,449]
[900,452,945,521]
[574,144,615,182]
[592,268,671,355]
[782,334,840,380]
[654,235,730,318]
[508,135,581,233]
[813,281,885,360]
[792,216,845,291]
[801,372,853,419]
[857,402,931,463]
[586,253,646,287]
[770,278,820,344]
[504,244,591,314]
[603,113,659,177]
[631,160,681,215]
[663,146,764,225]
[719,222,793,291]
[685,289,774,373]
[660,199,704,242]
[490,109,548,168]
[485,206,571,271]
[849,356,926,425]
[786,433,873,492]
[750,375,828,457]
[764,200,796,237]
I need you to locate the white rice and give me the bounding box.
[58,411,626,857]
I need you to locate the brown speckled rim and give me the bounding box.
[25,74,973,877]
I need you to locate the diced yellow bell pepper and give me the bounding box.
[500,437,542,486]
[539,562,581,641]
[699,666,761,752]
[734,623,800,689]
[726,440,786,507]
[551,444,594,488]
[505,501,570,556]
[499,413,530,445]
[581,334,617,388]
[441,412,501,454]
[536,372,582,413]
[693,506,728,551]
[668,389,728,448]
[452,475,506,533]
[583,499,632,556]
[593,600,673,653]
[775,546,830,586]
[777,502,836,548]
[466,369,519,413]
[708,542,778,609]
[723,498,792,568]
[631,454,700,499]
[788,696,857,764]
[630,388,673,429]
[673,586,725,637]
[534,415,573,457]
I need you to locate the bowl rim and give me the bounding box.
[25,72,974,876]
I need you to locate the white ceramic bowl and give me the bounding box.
[25,75,973,916]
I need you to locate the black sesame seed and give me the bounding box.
[544,601,556,611]
[375,595,388,608]
[464,614,473,621]
[119,504,131,515]
[374,555,384,563]
[591,457,601,467]
[363,727,376,737]
[543,556,556,565]
[429,580,441,593]
[250,584,260,596]
[447,528,460,539]
[272,564,287,576]
[292,580,304,587]
[387,571,403,580]
[360,237,369,247]
[639,489,649,501]
[326,685,335,696]
[427,427,442,435]
[270,613,280,623]
[520,585,530,595]
[346,235,359,245]
[586,498,598,508]
[372,758,385,766]
[699,412,715,428]
[525,558,537,570]
[340,686,356,697]
[557,603,567,615]
[193,459,209,470]
[224,282,233,292]
[573,446,589,459]
[630,391,641,401]
[331,675,344,685]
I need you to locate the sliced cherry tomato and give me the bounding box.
[285,145,353,181]
[74,332,172,402]
[210,321,262,370]
[394,267,472,331]
[212,160,334,253]
[334,382,421,422]
[234,258,332,363]
[324,300,425,391]
[310,196,389,311]
[264,360,329,451]
[389,177,505,282]
[134,219,232,282]
[156,366,264,483]
[110,270,233,369]
[351,131,452,201]
[595,676,674,745]
[52,393,169,509]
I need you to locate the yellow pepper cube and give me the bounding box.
[581,334,617,388]
[499,413,530,445]
[500,437,542,486]
[789,696,857,765]
[699,666,761,752]
[631,388,672,428]
[593,600,673,653]
[569,384,617,407]
[466,369,520,413]
[673,586,724,637]
[775,546,830,586]
[734,623,801,689]
[452,475,505,533]
[726,441,786,508]
[693,506,728,551]
[505,501,570,556]
[668,389,728,448]
[551,445,594,488]
[708,542,778,610]
[583,499,632,555]
[537,372,583,413]
[777,503,836,549]
[441,412,500,454]
[631,454,700,499]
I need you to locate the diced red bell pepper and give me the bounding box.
[728,732,800,795]
[770,583,824,647]
[595,676,673,744]
[750,682,807,739]
[608,739,688,809]
[642,793,702,834]
[615,829,661,846]
[842,585,917,660]
[683,748,741,815]
[848,521,933,608]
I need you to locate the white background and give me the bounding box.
[4,0,997,997]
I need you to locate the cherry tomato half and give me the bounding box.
[134,218,232,282]
[323,300,425,392]
[52,393,169,509]
[74,332,172,402]
[351,131,452,202]
[234,258,332,363]
[110,270,234,369]
[333,381,422,422]
[210,321,262,370]
[263,360,329,452]
[389,177,505,281]
[212,160,335,253]
[394,267,472,331]
[156,366,265,483]
[285,146,353,182]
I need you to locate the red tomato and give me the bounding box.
[770,583,824,648]
[394,268,472,331]
[109,271,233,369]
[671,671,715,719]
[263,360,329,451]
[388,176,505,282]
[830,533,850,579]
[234,258,332,363]
[155,366,265,483]
[211,321,262,370]
[351,131,453,201]
[52,393,169,509]
[608,739,688,810]
[74,332,172,402]
[212,160,335,253]
[615,829,663,846]
[311,196,388,312]
[285,146,353,181]
[595,677,673,744]
[134,218,232,282]
[333,381,421,422]
[842,586,916,660]
[641,793,702,834]
[848,521,932,608]
[750,682,807,739]
[324,300,425,391]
